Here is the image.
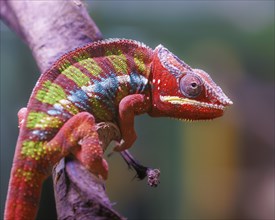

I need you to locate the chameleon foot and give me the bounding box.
[120,150,160,187]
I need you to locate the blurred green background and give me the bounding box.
[1,1,274,219]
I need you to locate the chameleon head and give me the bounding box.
[148,45,233,120]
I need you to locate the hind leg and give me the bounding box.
[18,109,108,179]
[46,112,108,180]
[17,107,27,128]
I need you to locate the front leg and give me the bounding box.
[115,94,151,151]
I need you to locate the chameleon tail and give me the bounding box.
[4,141,50,220]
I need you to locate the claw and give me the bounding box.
[113,139,126,152]
[119,150,161,187]
[86,158,108,180]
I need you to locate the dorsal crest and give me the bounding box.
[155,45,191,76]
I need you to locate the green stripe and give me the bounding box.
[108,54,128,73]
[58,59,71,72]
[62,65,90,87]
[36,80,67,105]
[78,58,102,77]
[63,104,79,115]
[90,97,112,121]
[26,111,63,129]
[115,84,129,105]
[15,169,34,182]
[134,53,146,73]
[73,52,89,62]
[36,80,79,115]
[21,140,47,160]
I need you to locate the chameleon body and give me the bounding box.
[4,39,232,220]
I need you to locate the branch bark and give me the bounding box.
[1,0,102,73]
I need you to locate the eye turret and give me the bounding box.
[180,74,203,98]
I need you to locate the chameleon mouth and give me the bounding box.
[159,95,226,110]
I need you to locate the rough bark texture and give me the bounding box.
[1,1,125,219]
[1,0,102,73]
[53,158,124,220]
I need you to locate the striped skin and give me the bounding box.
[5,39,154,220]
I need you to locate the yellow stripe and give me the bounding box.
[78,58,102,76]
[21,141,47,160]
[89,97,113,121]
[106,49,128,74]
[58,59,71,72]
[15,169,34,182]
[26,111,63,129]
[36,80,67,105]
[134,53,149,76]
[108,54,128,73]
[62,65,90,87]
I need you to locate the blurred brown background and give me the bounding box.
[1,1,274,219]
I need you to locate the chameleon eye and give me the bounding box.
[180,74,203,98]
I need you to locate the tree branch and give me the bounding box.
[1,0,102,73]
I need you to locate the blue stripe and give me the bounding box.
[91,72,120,114]
[129,72,148,94]
[68,89,91,111]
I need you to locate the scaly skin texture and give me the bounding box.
[4,39,232,220]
